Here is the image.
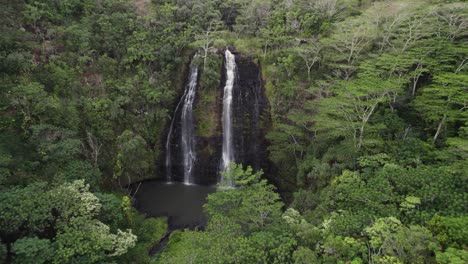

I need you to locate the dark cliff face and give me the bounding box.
[192,54,223,185]
[163,49,271,185]
[231,53,271,173]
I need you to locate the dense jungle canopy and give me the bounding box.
[0,0,467,263]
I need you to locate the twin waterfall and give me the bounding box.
[220,50,236,185]
[180,66,198,184]
[165,54,199,185]
[165,48,267,187]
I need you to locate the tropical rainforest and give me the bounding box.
[0,0,467,263]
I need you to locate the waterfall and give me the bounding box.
[181,66,198,185]
[165,54,199,184]
[220,49,236,185]
[165,49,269,186]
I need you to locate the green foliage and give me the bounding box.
[12,237,53,264]
[292,246,318,264]
[320,235,366,263]
[205,164,283,231]
[315,75,401,149]
[414,71,468,143]
[0,241,6,263]
[436,247,468,264]
[53,217,136,263]
[0,180,137,263]
[118,215,168,264]
[0,182,51,234]
[1,0,467,263]
[194,54,222,138]
[364,217,435,263]
[114,130,152,183]
[427,214,468,249]
[159,164,293,263]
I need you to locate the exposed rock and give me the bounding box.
[163,49,271,185]
[231,53,271,174]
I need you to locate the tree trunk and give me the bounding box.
[412,63,422,96]
[403,125,411,140]
[203,48,208,72]
[433,114,447,144]
[357,124,365,149]
[86,132,102,167]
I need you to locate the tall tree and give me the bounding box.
[414,71,468,143]
[315,75,400,149]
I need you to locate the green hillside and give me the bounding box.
[0,0,466,263]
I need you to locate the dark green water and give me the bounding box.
[133,181,216,228]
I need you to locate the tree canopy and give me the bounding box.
[1,0,467,263]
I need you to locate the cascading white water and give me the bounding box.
[165,54,199,184]
[220,49,236,185]
[181,66,198,185]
